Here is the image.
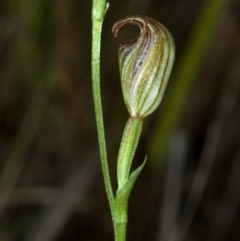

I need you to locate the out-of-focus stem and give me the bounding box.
[149,0,229,164]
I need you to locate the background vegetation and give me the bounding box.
[0,0,240,240]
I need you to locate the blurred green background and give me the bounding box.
[0,0,240,240]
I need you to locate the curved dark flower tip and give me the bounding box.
[112,16,175,118]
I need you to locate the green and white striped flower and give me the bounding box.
[112,16,175,119]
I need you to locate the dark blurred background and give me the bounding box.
[0,0,240,240]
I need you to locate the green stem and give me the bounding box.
[91,0,114,212]
[115,222,127,241]
[117,117,143,189]
[114,117,143,241]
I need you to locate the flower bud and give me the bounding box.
[112,16,175,118]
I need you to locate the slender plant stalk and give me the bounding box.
[91,0,114,212]
[115,220,127,241]
[114,117,143,241]
[91,2,133,240]
[117,118,143,189]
